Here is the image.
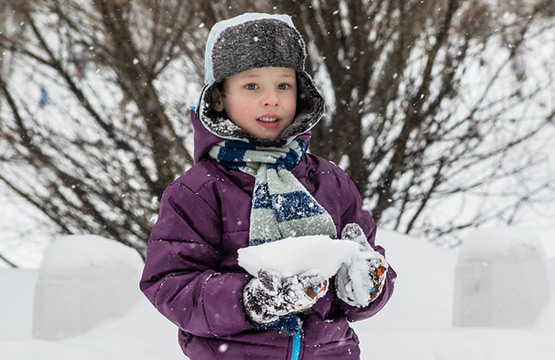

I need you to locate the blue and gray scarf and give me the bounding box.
[209,139,337,332]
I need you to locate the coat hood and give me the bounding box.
[194,13,325,158]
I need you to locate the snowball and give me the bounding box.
[237,235,359,279]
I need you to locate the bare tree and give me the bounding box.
[0,0,209,256]
[0,0,554,261]
[0,0,265,259]
[275,0,555,244]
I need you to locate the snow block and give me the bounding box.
[32,235,144,340]
[453,227,551,327]
[0,269,38,340]
[549,257,555,289]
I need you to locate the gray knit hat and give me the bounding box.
[197,13,325,146]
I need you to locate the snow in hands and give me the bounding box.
[237,234,359,279]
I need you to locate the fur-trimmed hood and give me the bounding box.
[194,12,326,155]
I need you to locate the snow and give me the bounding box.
[1,299,182,360]
[32,235,145,341]
[1,229,554,360]
[37,235,144,279]
[453,227,550,327]
[237,235,358,278]
[459,227,548,262]
[0,269,37,341]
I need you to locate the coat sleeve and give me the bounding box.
[335,170,397,322]
[139,181,255,337]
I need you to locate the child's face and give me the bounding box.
[213,67,297,141]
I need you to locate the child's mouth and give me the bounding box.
[257,117,280,128]
[257,117,278,123]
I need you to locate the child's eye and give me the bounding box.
[245,84,259,90]
[277,83,292,90]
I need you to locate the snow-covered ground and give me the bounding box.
[0,229,553,360]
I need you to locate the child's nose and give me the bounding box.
[261,89,279,106]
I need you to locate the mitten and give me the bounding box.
[243,269,328,324]
[335,223,388,307]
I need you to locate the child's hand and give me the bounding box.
[335,223,388,307]
[243,269,328,324]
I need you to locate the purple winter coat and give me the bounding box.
[139,111,396,360]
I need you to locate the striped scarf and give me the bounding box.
[208,139,337,333]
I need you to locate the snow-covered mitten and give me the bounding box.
[243,269,328,324]
[335,223,388,307]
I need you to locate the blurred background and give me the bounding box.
[0,0,554,264]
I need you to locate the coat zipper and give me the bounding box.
[290,331,301,360]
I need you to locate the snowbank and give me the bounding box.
[1,229,554,360]
[362,230,458,328]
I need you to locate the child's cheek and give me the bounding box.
[238,102,255,117]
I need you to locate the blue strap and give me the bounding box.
[290,331,301,360]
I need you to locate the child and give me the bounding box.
[140,12,396,360]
